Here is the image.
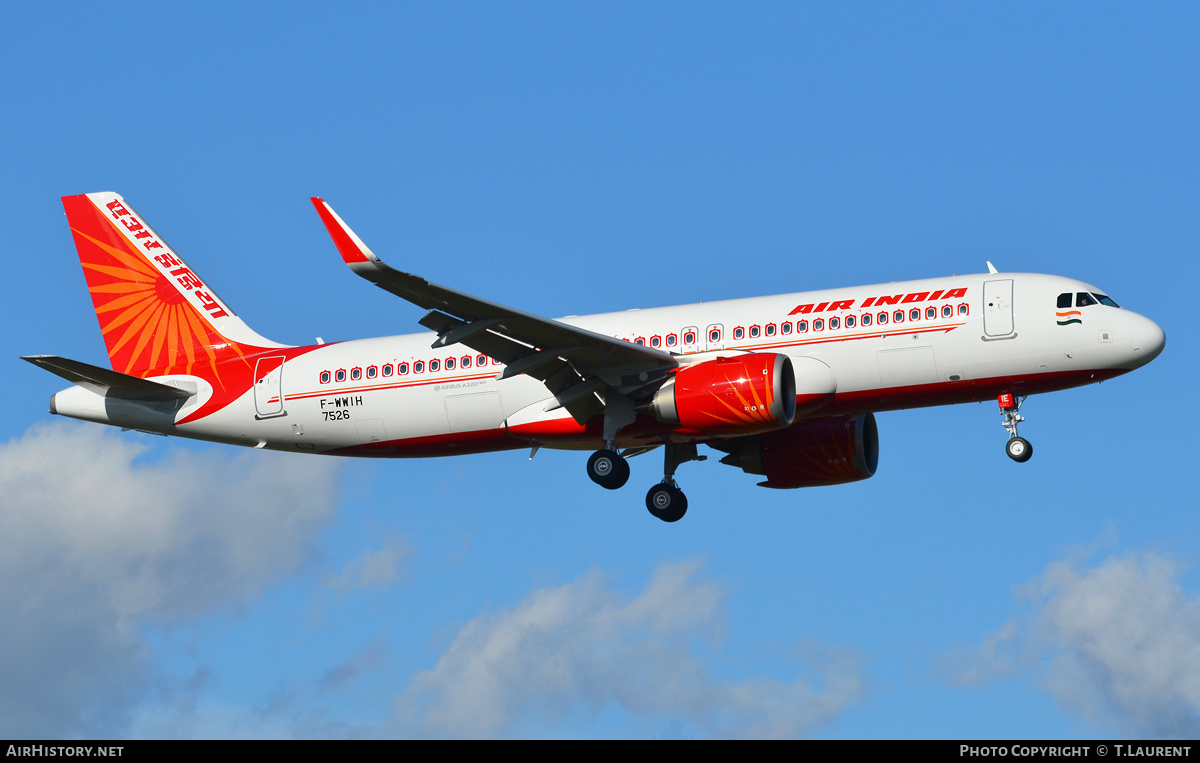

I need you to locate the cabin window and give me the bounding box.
[845,315,856,329]
[335,369,346,382]
[749,325,760,338]
[445,357,455,370]
[910,308,921,321]
[782,322,792,334]
[1057,293,1073,308]
[813,318,824,331]
[367,366,377,379]
[635,337,645,346]
[709,328,721,343]
[684,331,696,344]
[862,313,872,326]
[926,306,937,320]
[477,354,487,366]
[734,327,745,340]
[829,316,840,330]
[462,356,471,368]
[666,334,678,347]
[797,320,808,332]
[650,335,661,348]
[351,367,362,381]
[942,304,953,318]
[493,357,502,365]
[398,362,409,375]
[320,371,331,384]
[429,359,440,372]
[878,312,888,325]
[414,361,424,373]
[766,323,776,337]
[958,303,969,316]
[383,364,393,377]
[893,310,904,323]
[1076,292,1097,307]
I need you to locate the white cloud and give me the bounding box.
[326,536,413,593]
[392,560,865,738]
[0,422,342,737]
[946,552,1200,737]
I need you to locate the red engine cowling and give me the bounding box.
[717,413,879,488]
[649,354,796,435]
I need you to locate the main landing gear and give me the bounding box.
[998,392,1032,463]
[585,442,705,522]
[586,448,630,489]
[644,444,704,523]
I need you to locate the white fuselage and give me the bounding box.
[50,271,1164,457]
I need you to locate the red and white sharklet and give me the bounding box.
[28,193,1166,520]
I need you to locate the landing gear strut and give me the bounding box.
[645,443,705,522]
[998,392,1032,463]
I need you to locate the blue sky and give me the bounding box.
[3,2,1198,738]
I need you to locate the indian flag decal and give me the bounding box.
[1056,310,1082,326]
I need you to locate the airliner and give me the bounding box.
[25,193,1165,522]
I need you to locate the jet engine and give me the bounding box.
[647,353,796,436]
[715,412,879,488]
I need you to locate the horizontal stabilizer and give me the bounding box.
[22,355,192,401]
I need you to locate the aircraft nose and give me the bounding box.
[1127,313,1166,367]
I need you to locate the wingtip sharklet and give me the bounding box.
[310,197,379,265]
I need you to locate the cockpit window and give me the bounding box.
[1092,293,1120,308]
[1076,292,1097,308]
[1057,293,1072,309]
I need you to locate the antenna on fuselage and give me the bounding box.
[986,261,998,274]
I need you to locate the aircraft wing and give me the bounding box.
[311,198,679,424]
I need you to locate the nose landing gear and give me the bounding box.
[998,392,1032,463]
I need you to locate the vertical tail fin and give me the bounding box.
[61,193,287,384]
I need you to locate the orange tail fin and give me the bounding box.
[62,192,286,385]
